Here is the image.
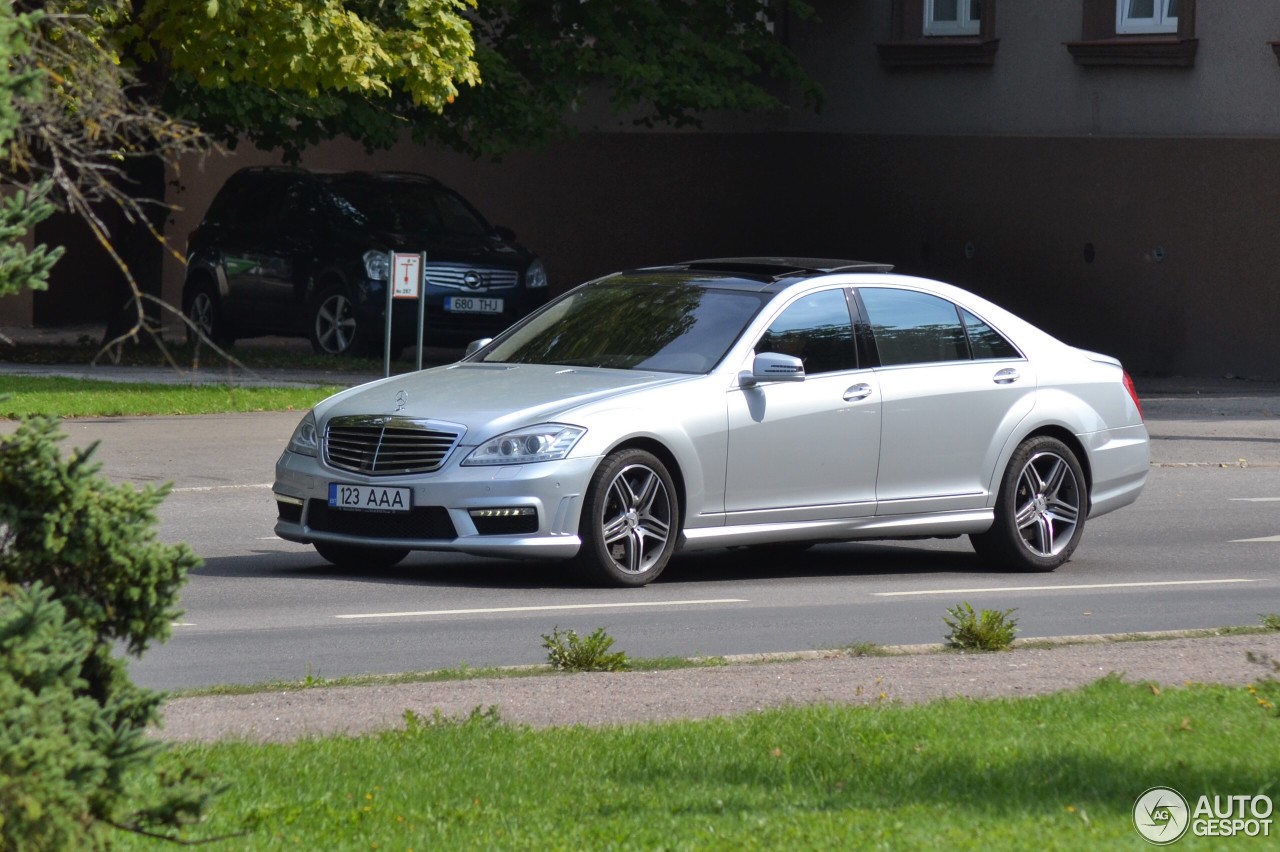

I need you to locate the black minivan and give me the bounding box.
[183,167,548,355]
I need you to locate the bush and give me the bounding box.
[943,602,1018,652]
[0,583,111,850]
[0,417,212,846]
[542,626,630,672]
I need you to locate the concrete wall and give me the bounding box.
[794,2,1280,137]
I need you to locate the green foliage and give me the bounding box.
[0,583,112,850]
[542,626,630,672]
[1260,613,1280,632]
[0,182,63,302]
[435,0,823,158]
[121,0,480,160]
[64,0,821,162]
[0,6,61,303]
[0,416,214,845]
[0,416,199,655]
[944,601,1019,652]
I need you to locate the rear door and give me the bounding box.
[856,287,1035,516]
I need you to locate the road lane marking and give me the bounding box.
[1233,535,1280,542]
[172,483,273,493]
[337,598,748,620]
[1230,497,1280,502]
[874,579,1258,597]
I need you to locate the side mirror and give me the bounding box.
[464,338,494,358]
[739,352,805,387]
[493,225,518,242]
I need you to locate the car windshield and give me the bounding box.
[320,176,491,238]
[479,280,768,373]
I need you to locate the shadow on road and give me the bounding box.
[189,539,1016,589]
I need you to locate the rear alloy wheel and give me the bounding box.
[309,285,364,355]
[574,449,678,587]
[970,436,1086,571]
[184,280,232,346]
[314,542,409,571]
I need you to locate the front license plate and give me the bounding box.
[328,483,412,512]
[445,296,504,314]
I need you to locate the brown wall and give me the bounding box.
[11,128,1279,380]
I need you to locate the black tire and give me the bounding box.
[314,541,409,571]
[572,448,679,587]
[184,279,233,347]
[970,435,1087,571]
[309,284,366,356]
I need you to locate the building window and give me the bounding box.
[878,0,998,67]
[1065,0,1196,67]
[1116,0,1178,35]
[924,0,982,37]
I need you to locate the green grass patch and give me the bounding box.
[0,339,453,373]
[0,375,344,418]
[123,677,1279,849]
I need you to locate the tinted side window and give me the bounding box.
[755,289,857,375]
[859,288,967,366]
[960,308,1020,360]
[209,173,288,230]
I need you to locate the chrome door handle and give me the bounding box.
[843,383,873,401]
[993,368,1020,385]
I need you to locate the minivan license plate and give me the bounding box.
[328,483,412,512]
[446,296,503,314]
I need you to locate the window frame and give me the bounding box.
[1115,0,1178,35]
[1065,0,1196,67]
[878,0,998,68]
[923,0,982,37]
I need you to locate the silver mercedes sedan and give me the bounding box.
[273,258,1149,586]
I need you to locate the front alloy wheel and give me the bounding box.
[574,449,678,587]
[310,286,361,355]
[971,436,1086,571]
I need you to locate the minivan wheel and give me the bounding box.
[309,285,363,355]
[184,280,233,346]
[573,449,678,587]
[314,542,409,570]
[970,436,1086,571]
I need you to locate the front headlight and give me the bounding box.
[364,250,389,282]
[287,411,320,457]
[462,424,585,466]
[526,258,548,289]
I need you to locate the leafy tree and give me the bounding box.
[157,0,821,160]
[7,2,821,340]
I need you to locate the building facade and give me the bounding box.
[4,1,1278,379]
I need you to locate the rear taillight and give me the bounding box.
[1122,371,1144,422]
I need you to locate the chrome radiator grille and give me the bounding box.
[324,416,464,476]
[426,263,519,291]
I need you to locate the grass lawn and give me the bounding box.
[0,375,345,418]
[119,677,1280,849]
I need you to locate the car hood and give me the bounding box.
[340,224,532,267]
[315,362,688,441]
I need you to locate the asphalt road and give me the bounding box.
[3,388,1278,691]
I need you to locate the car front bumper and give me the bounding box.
[273,449,598,560]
